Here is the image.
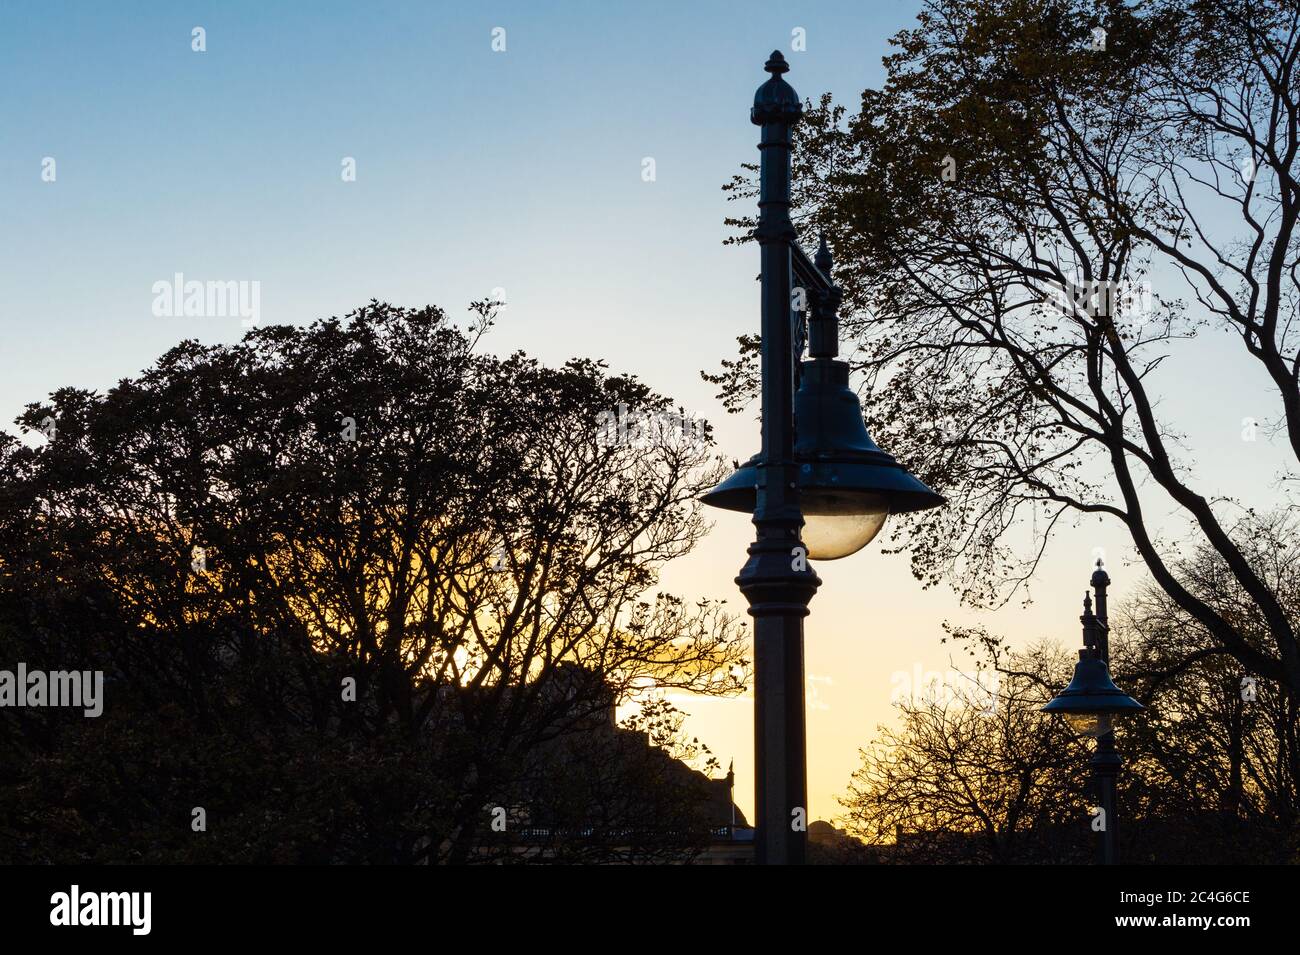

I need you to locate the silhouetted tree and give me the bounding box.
[1119,513,1300,843]
[710,0,1300,698]
[843,525,1300,863]
[841,643,1089,863]
[0,301,747,863]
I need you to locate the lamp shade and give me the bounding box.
[700,358,944,559]
[1042,651,1143,736]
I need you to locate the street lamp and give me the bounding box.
[700,337,945,558]
[1044,651,1141,737]
[1042,564,1142,865]
[699,51,944,865]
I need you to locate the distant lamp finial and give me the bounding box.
[1091,558,1111,589]
[765,50,789,74]
[815,232,832,274]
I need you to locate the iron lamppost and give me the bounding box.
[700,51,943,865]
[1042,562,1143,864]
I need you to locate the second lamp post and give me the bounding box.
[1043,563,1143,864]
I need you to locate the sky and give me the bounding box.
[2,0,1294,826]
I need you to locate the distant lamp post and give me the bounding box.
[700,51,943,865]
[1042,563,1142,864]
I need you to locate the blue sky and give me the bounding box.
[1,0,912,430]
[3,0,1293,821]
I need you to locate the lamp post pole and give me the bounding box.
[738,50,820,866]
[1043,568,1142,865]
[1090,563,1120,865]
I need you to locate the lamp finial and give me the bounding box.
[815,232,833,274]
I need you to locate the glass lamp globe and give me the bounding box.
[800,490,889,560]
[1064,711,1113,738]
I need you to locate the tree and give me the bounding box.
[713,0,1300,696]
[485,695,733,864]
[1119,512,1300,831]
[841,642,1089,863]
[845,599,1300,863]
[0,301,747,863]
